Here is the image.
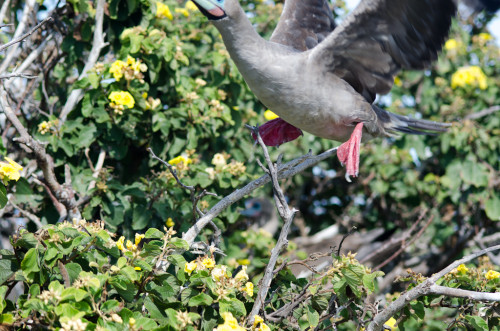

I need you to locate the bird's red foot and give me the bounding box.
[252,118,303,147]
[337,122,364,182]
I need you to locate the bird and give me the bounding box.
[189,0,498,181]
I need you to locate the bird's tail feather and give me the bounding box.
[373,105,451,136]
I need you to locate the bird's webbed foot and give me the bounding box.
[252,118,303,147]
[337,122,364,182]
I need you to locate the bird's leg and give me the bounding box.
[252,118,303,147]
[337,122,363,182]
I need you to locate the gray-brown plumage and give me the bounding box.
[189,0,494,179]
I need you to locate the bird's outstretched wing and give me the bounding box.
[310,0,456,102]
[270,0,336,51]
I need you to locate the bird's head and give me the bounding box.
[190,0,240,20]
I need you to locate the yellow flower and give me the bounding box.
[134,267,142,271]
[393,76,402,87]
[384,317,398,330]
[166,217,175,227]
[244,282,254,297]
[264,109,279,121]
[234,266,249,282]
[156,2,173,20]
[236,259,250,266]
[451,66,488,90]
[135,233,145,245]
[184,261,197,275]
[485,270,500,280]
[116,236,125,251]
[185,1,198,11]
[456,264,469,274]
[478,32,492,42]
[201,257,215,269]
[110,60,126,81]
[0,157,23,181]
[168,155,192,166]
[253,315,270,331]
[126,240,137,251]
[175,8,190,17]
[38,121,51,134]
[215,312,245,331]
[109,91,135,109]
[444,39,458,51]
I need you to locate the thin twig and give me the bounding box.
[0,16,51,52]
[58,0,108,125]
[464,105,500,120]
[367,244,500,331]
[0,73,37,79]
[247,125,298,325]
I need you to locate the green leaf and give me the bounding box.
[461,159,488,187]
[167,254,187,268]
[21,248,40,282]
[188,293,213,307]
[306,306,320,328]
[465,315,488,331]
[0,314,13,325]
[145,228,164,239]
[485,193,500,221]
[411,301,425,320]
[0,256,17,285]
[61,287,88,302]
[170,238,189,250]
[132,204,152,230]
[0,185,6,209]
[219,299,246,318]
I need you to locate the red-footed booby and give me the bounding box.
[190,0,496,181]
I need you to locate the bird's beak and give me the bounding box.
[191,0,226,20]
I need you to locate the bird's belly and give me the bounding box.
[253,83,358,143]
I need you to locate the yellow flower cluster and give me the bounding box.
[183,256,216,275]
[116,233,145,253]
[0,157,23,182]
[214,312,245,331]
[444,39,459,51]
[156,2,173,19]
[205,153,246,179]
[109,56,148,82]
[38,119,59,135]
[168,155,193,173]
[252,315,270,331]
[142,92,161,110]
[264,109,279,121]
[108,91,135,115]
[485,270,500,280]
[456,264,469,274]
[451,66,488,90]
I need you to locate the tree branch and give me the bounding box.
[0,17,52,53]
[464,105,500,120]
[0,87,81,221]
[247,125,298,325]
[181,146,337,246]
[367,244,500,331]
[58,0,108,125]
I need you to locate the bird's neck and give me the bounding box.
[213,10,268,73]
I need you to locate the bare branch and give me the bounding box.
[429,285,500,301]
[247,125,298,325]
[367,244,500,331]
[182,146,338,246]
[58,0,108,125]
[87,149,106,191]
[0,73,37,80]
[464,105,500,120]
[8,195,43,229]
[0,87,81,221]
[0,17,52,53]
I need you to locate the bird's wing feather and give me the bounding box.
[310,0,456,102]
[270,0,336,51]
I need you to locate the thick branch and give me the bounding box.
[0,87,81,220]
[58,0,107,124]
[429,285,500,301]
[182,147,337,246]
[367,244,500,331]
[464,105,500,120]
